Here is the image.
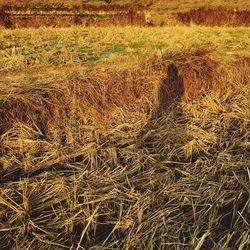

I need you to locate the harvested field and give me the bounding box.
[4,12,146,28]
[0,1,250,249]
[0,8,146,28]
[0,50,249,248]
[0,4,146,13]
[1,26,249,74]
[1,2,250,28]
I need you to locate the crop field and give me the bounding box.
[1,0,250,28]
[0,0,250,250]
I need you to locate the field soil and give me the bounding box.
[178,7,250,26]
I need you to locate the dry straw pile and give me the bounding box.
[0,50,249,249]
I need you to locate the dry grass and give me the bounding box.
[0,20,249,250]
[0,41,249,248]
[1,26,249,75]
